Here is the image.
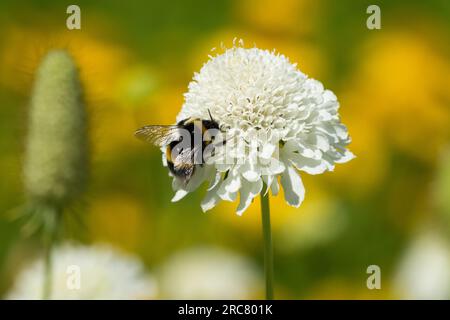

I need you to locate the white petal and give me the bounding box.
[171,177,182,191]
[226,177,241,193]
[335,150,356,163]
[318,110,334,121]
[201,184,221,212]
[218,189,238,202]
[288,152,330,175]
[171,189,188,202]
[185,166,208,191]
[217,173,240,201]
[207,171,222,191]
[334,124,349,140]
[260,158,285,176]
[271,178,280,196]
[236,179,263,215]
[280,165,304,207]
[221,171,241,193]
[242,170,259,182]
[171,166,213,202]
[259,143,276,160]
[315,134,330,151]
[261,175,273,196]
[300,146,322,160]
[215,163,233,172]
[239,162,261,182]
[282,139,301,153]
[323,89,337,102]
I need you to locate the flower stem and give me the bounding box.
[260,191,274,300]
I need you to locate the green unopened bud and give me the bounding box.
[23,50,88,208]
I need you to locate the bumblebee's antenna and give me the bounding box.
[207,109,214,121]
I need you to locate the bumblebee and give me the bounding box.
[135,111,222,185]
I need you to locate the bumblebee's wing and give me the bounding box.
[171,146,200,184]
[172,140,205,164]
[134,125,181,147]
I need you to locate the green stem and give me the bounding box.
[260,191,274,300]
[42,206,58,300]
[43,233,53,300]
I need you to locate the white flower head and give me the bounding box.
[158,246,261,299]
[169,43,354,214]
[7,244,157,300]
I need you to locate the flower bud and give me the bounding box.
[24,50,88,207]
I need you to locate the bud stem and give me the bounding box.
[42,206,59,300]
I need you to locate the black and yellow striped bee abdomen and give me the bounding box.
[135,114,221,185]
[165,117,220,183]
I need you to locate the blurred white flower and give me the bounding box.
[7,244,157,300]
[170,45,353,214]
[394,231,450,299]
[158,247,261,299]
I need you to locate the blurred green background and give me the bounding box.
[0,0,450,299]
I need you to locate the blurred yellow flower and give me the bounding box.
[327,100,388,196]
[135,86,186,126]
[0,26,144,160]
[236,0,322,36]
[0,27,129,103]
[328,30,450,194]
[115,65,160,108]
[92,103,143,159]
[87,195,147,251]
[348,31,450,162]
[214,178,336,238]
[277,194,345,253]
